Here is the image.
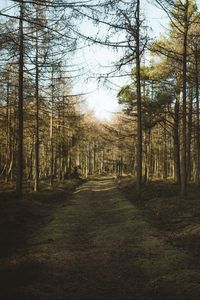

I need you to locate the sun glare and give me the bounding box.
[86,89,120,121]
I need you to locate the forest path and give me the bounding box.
[0,178,197,300]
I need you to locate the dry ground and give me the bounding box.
[0,178,200,300]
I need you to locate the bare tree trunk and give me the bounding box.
[16,0,24,196]
[187,87,193,181]
[173,93,181,184]
[34,16,39,191]
[163,113,168,179]
[144,132,148,182]
[93,142,96,174]
[50,66,54,187]
[181,0,188,197]
[136,0,142,199]
[89,142,93,174]
[195,50,200,184]
[61,95,65,180]
[5,77,10,183]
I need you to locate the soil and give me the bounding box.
[0,178,200,300]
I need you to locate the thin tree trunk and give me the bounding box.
[173,93,181,184]
[181,1,188,197]
[16,0,24,196]
[34,15,39,191]
[93,142,96,173]
[195,50,200,184]
[50,66,54,187]
[136,0,142,199]
[163,113,168,179]
[187,87,193,181]
[6,77,10,183]
[61,95,65,180]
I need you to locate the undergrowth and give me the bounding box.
[118,177,200,269]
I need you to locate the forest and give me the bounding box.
[0,0,200,300]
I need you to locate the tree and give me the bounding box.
[153,0,198,196]
[135,0,142,198]
[16,0,24,196]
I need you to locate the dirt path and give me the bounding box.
[1,178,199,300]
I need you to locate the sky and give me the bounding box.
[82,0,200,120]
[76,0,169,120]
[0,0,172,120]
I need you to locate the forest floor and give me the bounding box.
[0,177,200,300]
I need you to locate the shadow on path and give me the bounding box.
[0,178,199,300]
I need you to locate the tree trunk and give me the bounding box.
[181,1,188,197]
[16,0,24,196]
[163,113,168,179]
[173,93,181,184]
[195,50,200,184]
[136,0,142,199]
[50,66,54,187]
[5,77,10,183]
[34,15,39,191]
[187,87,193,181]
